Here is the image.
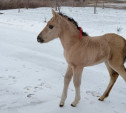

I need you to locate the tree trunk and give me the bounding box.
[94,0,98,14]
[26,0,30,9]
[55,0,61,12]
[102,1,105,9]
[72,0,74,7]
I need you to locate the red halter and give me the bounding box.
[79,27,82,40]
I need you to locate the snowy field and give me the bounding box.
[0,7,126,113]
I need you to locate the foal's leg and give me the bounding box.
[59,65,73,107]
[71,67,83,107]
[108,54,126,81]
[99,62,119,101]
[111,65,126,81]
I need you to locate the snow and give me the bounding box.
[0,7,126,113]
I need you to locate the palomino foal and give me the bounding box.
[37,9,126,107]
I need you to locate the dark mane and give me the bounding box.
[58,12,88,36]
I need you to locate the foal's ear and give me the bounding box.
[52,9,59,18]
[52,9,62,23]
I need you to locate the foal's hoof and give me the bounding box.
[59,102,64,107]
[98,98,104,101]
[59,104,64,107]
[71,104,76,107]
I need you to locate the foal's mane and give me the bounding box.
[58,13,88,36]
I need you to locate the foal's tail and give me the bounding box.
[122,40,126,81]
[124,40,126,63]
[121,39,126,81]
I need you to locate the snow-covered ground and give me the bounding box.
[0,7,126,113]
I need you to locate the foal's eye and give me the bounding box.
[49,25,54,29]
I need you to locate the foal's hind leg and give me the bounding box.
[99,62,119,101]
[110,65,126,81]
[108,54,126,81]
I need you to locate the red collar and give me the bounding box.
[79,27,82,40]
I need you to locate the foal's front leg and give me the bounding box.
[71,67,83,107]
[59,65,73,107]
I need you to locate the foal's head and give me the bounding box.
[37,9,88,43]
[37,9,62,43]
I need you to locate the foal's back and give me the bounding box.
[74,33,126,66]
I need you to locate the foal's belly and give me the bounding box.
[65,49,109,67]
[84,56,107,66]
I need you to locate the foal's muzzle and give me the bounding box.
[37,36,44,43]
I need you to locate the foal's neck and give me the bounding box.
[59,21,81,50]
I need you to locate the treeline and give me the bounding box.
[0,0,126,10]
[0,0,51,10]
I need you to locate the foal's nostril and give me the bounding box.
[37,36,44,43]
[37,36,41,42]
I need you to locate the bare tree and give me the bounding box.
[102,0,105,9]
[55,0,61,13]
[72,0,74,7]
[55,0,58,10]
[94,0,98,14]
[26,0,30,9]
[17,0,20,13]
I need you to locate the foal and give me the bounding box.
[37,9,126,107]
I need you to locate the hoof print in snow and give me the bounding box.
[86,90,100,97]
[27,94,35,98]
